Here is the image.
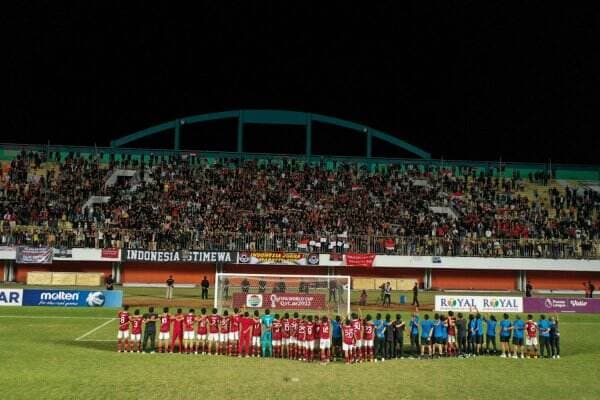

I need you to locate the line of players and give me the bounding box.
[116,306,561,363]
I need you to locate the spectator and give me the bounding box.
[201,276,209,299]
[412,282,420,307]
[359,290,367,306]
[105,274,114,291]
[166,275,174,299]
[525,281,533,297]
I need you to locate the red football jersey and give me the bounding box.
[196,315,208,334]
[315,322,321,337]
[272,320,283,340]
[252,318,262,337]
[363,322,374,340]
[282,318,291,338]
[320,321,330,339]
[184,313,195,331]
[208,315,220,333]
[172,314,184,332]
[351,319,362,338]
[118,311,130,331]
[290,318,299,338]
[240,317,253,335]
[131,316,143,335]
[159,313,171,333]
[231,314,241,332]
[306,322,315,341]
[220,315,230,334]
[297,321,307,341]
[342,324,355,345]
[447,317,456,336]
[526,321,538,338]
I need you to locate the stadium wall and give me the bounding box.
[121,262,216,285]
[14,261,112,283]
[431,269,516,290]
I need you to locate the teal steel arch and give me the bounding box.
[110,109,431,159]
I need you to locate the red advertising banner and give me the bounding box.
[345,253,376,267]
[101,248,119,258]
[232,293,326,310]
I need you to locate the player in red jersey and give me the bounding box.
[195,308,208,354]
[305,316,315,362]
[130,309,143,353]
[447,311,457,356]
[525,314,539,358]
[239,311,254,357]
[341,318,356,364]
[297,316,307,361]
[320,316,331,363]
[117,305,130,352]
[229,308,242,356]
[252,310,262,357]
[351,313,363,362]
[362,315,375,362]
[183,309,196,354]
[272,314,283,358]
[207,308,221,355]
[158,307,171,353]
[170,308,184,353]
[313,314,321,360]
[281,312,291,359]
[219,310,231,355]
[289,312,300,360]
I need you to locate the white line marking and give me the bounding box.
[75,318,116,341]
[0,315,113,320]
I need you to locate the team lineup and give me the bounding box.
[116,305,562,363]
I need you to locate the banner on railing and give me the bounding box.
[237,251,320,265]
[232,292,326,310]
[16,246,53,264]
[523,297,600,313]
[344,253,376,267]
[53,247,73,259]
[122,249,235,263]
[435,295,523,312]
[101,248,119,258]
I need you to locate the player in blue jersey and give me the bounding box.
[261,309,274,357]
[499,313,512,358]
[484,315,497,354]
[409,312,420,356]
[538,314,552,358]
[467,314,477,355]
[511,314,525,358]
[420,314,434,358]
[549,315,560,359]
[432,314,443,356]
[474,313,484,355]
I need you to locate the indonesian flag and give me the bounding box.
[289,188,301,199]
[297,239,309,249]
[351,184,363,191]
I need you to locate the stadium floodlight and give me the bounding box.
[215,273,351,316]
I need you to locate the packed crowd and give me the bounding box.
[117,306,561,362]
[1,150,599,257]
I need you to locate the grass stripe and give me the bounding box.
[75,318,116,341]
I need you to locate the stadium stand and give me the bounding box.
[1,148,599,258]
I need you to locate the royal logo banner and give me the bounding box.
[123,249,235,263]
[233,293,326,310]
[524,297,600,313]
[435,295,523,313]
[344,253,376,267]
[237,251,319,265]
[0,289,23,306]
[16,246,53,264]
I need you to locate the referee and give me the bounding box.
[143,307,158,353]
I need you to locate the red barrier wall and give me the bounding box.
[526,271,600,290]
[431,269,517,290]
[14,261,112,283]
[121,262,216,284]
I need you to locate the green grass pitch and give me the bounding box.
[1,289,600,400]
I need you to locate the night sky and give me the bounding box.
[3,2,599,164]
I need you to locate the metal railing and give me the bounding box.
[1,228,598,259]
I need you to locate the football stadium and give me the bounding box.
[2,3,600,400]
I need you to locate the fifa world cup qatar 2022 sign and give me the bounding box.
[233,293,327,310]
